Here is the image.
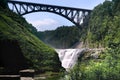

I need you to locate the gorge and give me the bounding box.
[1,0,120,80]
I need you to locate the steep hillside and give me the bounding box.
[0,5,61,73]
[66,0,120,80]
[82,0,120,48]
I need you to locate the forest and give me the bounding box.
[65,0,120,80]
[0,0,120,80]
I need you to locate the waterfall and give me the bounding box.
[55,48,86,71]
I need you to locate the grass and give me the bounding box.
[0,7,61,72]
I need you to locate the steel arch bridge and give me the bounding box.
[7,0,92,26]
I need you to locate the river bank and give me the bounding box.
[34,72,62,80]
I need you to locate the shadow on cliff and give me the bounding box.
[0,39,30,74]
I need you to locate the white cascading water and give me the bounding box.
[55,48,86,71]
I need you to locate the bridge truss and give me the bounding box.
[8,0,92,26]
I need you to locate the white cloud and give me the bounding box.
[30,18,57,27]
[29,18,59,31]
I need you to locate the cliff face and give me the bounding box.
[0,6,61,73]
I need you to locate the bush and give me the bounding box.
[66,48,120,80]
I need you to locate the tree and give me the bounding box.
[0,0,8,8]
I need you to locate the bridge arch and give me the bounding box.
[23,12,75,31]
[8,0,92,26]
[22,10,78,26]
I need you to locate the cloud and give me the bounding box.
[29,18,58,31]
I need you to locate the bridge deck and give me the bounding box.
[8,0,92,11]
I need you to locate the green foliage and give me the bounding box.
[66,47,120,80]
[112,0,120,13]
[82,0,120,48]
[38,26,80,48]
[64,0,120,80]
[0,7,61,72]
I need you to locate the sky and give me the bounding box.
[13,0,105,31]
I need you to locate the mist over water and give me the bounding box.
[55,48,86,71]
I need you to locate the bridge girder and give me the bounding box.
[8,1,92,26]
